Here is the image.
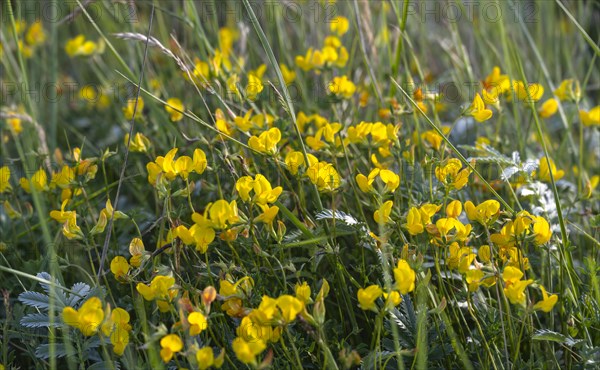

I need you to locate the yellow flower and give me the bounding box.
[357,285,383,311]
[346,122,372,144]
[394,259,416,294]
[504,279,533,306]
[19,40,33,58]
[538,157,564,182]
[220,276,254,298]
[207,200,239,229]
[202,286,218,307]
[19,168,48,193]
[435,158,471,190]
[421,128,449,151]
[467,93,493,122]
[356,169,378,193]
[91,199,127,236]
[379,170,400,192]
[59,212,83,240]
[160,334,183,363]
[101,307,131,356]
[254,204,279,226]
[196,347,215,370]
[321,45,338,65]
[62,297,104,336]
[374,200,393,224]
[50,165,75,189]
[482,88,500,107]
[188,312,208,336]
[276,295,304,322]
[465,269,484,292]
[236,174,282,205]
[189,216,216,253]
[435,218,458,239]
[124,133,151,153]
[330,16,350,36]
[102,307,131,335]
[65,35,97,57]
[579,106,600,127]
[538,98,558,118]
[446,243,476,273]
[49,199,74,223]
[110,329,129,356]
[478,245,491,263]
[285,151,318,175]
[464,200,500,225]
[482,67,510,95]
[295,282,312,304]
[514,81,544,103]
[383,291,402,308]
[193,148,208,174]
[502,266,523,285]
[234,110,253,132]
[554,79,580,102]
[110,256,130,280]
[164,98,185,122]
[25,21,46,46]
[246,74,264,100]
[329,75,356,99]
[531,216,552,245]
[405,207,424,235]
[7,115,23,134]
[129,237,145,267]
[533,286,558,312]
[280,63,296,84]
[248,127,281,155]
[356,168,399,193]
[296,48,316,71]
[136,275,177,312]
[307,161,341,192]
[445,200,462,218]
[232,337,266,365]
[1,166,12,193]
[123,97,144,120]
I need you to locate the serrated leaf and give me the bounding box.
[522,160,538,174]
[18,291,50,310]
[315,209,360,226]
[66,282,91,307]
[35,343,75,360]
[20,313,60,328]
[501,166,519,181]
[37,272,69,307]
[87,361,120,370]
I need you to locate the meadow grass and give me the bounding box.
[0,1,599,369]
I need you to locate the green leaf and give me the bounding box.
[18,291,50,310]
[21,313,60,328]
[532,329,583,346]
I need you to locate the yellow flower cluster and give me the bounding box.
[247,127,281,155]
[8,20,47,58]
[147,147,207,186]
[236,174,282,227]
[62,297,132,355]
[435,158,472,190]
[470,66,547,122]
[229,282,312,365]
[356,168,400,194]
[329,75,356,99]
[65,34,102,57]
[295,31,349,72]
[136,275,178,313]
